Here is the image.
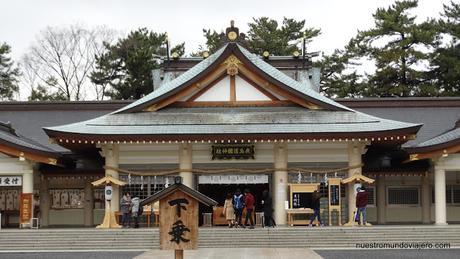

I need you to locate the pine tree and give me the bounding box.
[0,43,20,100]
[199,17,320,56]
[430,1,460,96]
[91,28,185,100]
[353,0,438,97]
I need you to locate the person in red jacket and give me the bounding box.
[355,186,369,225]
[243,188,255,229]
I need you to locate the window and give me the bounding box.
[388,187,419,205]
[453,186,460,204]
[119,175,176,200]
[367,187,375,206]
[431,185,460,205]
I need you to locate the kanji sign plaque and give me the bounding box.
[160,190,198,250]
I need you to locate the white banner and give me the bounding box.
[198,174,268,184]
[0,176,22,186]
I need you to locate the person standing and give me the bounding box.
[131,196,140,228]
[222,193,235,228]
[243,188,255,229]
[309,190,323,227]
[233,189,244,227]
[120,192,132,227]
[355,186,369,226]
[262,190,275,228]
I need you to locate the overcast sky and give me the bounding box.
[1,0,452,60]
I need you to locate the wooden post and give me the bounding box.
[328,178,342,226]
[175,249,184,259]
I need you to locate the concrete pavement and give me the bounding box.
[134,248,323,259]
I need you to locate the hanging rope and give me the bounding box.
[104,164,363,176]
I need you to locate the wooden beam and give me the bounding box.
[238,73,280,101]
[238,65,321,110]
[172,100,295,108]
[230,75,236,101]
[144,65,227,112]
[0,144,59,166]
[186,73,227,102]
[408,144,460,162]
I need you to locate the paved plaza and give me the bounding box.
[1,249,459,259]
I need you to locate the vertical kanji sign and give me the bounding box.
[140,177,217,259]
[20,193,33,224]
[160,190,198,250]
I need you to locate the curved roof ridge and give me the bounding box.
[112,44,229,114]
[236,44,352,111]
[410,127,460,148]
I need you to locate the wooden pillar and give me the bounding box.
[273,142,288,225]
[175,250,184,259]
[84,182,94,227]
[434,167,447,225]
[104,144,119,211]
[346,142,363,225]
[39,176,50,227]
[376,175,386,224]
[421,172,431,224]
[179,143,193,189]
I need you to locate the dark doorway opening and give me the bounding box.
[198,183,269,226]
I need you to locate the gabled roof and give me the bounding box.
[114,43,350,114]
[43,43,422,146]
[140,182,217,207]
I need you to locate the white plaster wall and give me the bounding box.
[119,142,349,165]
[195,77,230,101]
[235,76,271,101]
[119,144,179,164]
[0,156,33,174]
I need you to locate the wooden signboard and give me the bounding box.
[19,193,33,225]
[159,190,198,250]
[328,178,342,226]
[289,183,318,209]
[140,177,217,259]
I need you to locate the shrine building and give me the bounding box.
[0,24,459,228]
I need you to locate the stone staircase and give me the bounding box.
[0,226,459,251]
[0,228,158,251]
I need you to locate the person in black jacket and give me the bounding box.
[262,190,276,227]
[309,190,324,227]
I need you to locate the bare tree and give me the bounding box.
[22,24,116,100]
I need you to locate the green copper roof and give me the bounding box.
[114,43,349,114]
[410,128,460,149]
[45,106,420,137]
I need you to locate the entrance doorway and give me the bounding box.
[197,174,270,226]
[198,183,269,226]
